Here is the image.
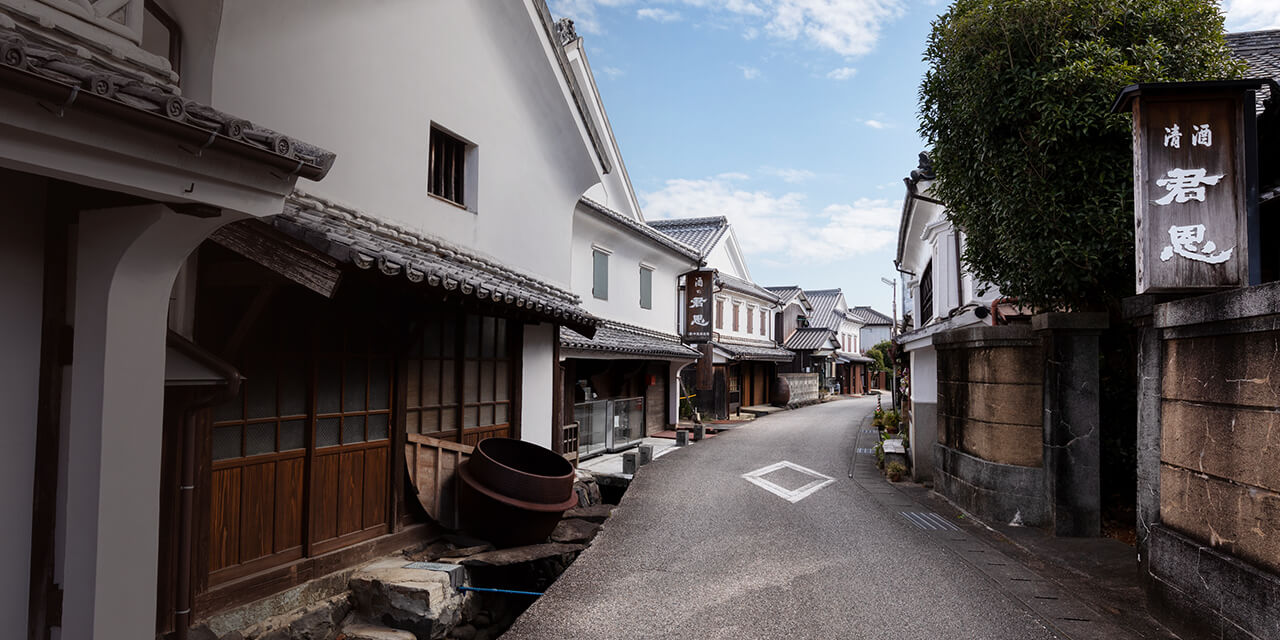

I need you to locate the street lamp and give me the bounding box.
[879,277,897,337]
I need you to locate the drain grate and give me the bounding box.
[900,511,962,531]
[856,448,875,454]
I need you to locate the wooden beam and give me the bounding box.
[210,220,342,298]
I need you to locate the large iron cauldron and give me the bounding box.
[458,437,578,547]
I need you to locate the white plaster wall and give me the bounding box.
[571,207,690,333]
[563,43,640,220]
[0,169,45,632]
[150,0,223,103]
[714,292,774,342]
[704,240,747,281]
[861,325,891,348]
[211,0,599,287]
[521,323,556,450]
[911,347,937,403]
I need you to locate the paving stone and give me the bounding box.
[550,518,601,544]
[563,504,613,522]
[349,559,469,640]
[459,543,586,567]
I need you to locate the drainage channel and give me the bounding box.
[847,420,1132,640]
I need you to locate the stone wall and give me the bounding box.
[932,325,1046,525]
[936,326,1043,467]
[1142,283,1280,639]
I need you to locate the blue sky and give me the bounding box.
[549,0,1280,315]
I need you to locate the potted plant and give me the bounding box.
[883,410,900,435]
[886,461,908,482]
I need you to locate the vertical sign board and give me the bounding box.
[683,269,716,343]
[1123,82,1260,293]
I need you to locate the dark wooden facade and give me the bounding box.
[156,230,529,633]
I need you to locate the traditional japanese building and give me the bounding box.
[803,289,874,395]
[555,20,702,458]
[652,216,792,418]
[894,152,1003,481]
[0,2,613,637]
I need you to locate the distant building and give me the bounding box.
[848,306,893,350]
[557,22,702,457]
[653,216,792,417]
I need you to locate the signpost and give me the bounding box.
[683,269,716,343]
[1115,80,1263,293]
[683,269,717,419]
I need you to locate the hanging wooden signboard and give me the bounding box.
[1115,80,1262,294]
[683,269,716,343]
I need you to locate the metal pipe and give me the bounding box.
[457,586,544,596]
[169,332,241,640]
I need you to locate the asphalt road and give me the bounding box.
[504,396,1079,640]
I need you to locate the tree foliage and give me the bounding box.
[866,340,893,372]
[919,0,1244,310]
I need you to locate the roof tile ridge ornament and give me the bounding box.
[648,215,729,227]
[285,189,582,305]
[554,17,578,46]
[0,22,336,178]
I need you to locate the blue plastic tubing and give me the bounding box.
[457,586,544,597]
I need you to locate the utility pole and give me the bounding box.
[880,277,899,410]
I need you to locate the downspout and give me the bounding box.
[168,332,241,640]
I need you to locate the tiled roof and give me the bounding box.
[561,321,699,360]
[579,198,700,260]
[764,286,804,305]
[847,306,893,325]
[784,327,838,351]
[275,189,598,337]
[0,24,335,180]
[1226,29,1280,114]
[647,216,729,257]
[836,351,874,364]
[713,340,795,363]
[720,272,782,304]
[803,289,844,330]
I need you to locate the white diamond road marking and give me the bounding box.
[741,461,836,503]
[901,511,961,531]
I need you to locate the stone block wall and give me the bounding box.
[933,325,1047,526]
[1143,283,1280,639]
[936,326,1044,467]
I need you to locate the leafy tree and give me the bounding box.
[866,340,893,372]
[919,0,1244,310]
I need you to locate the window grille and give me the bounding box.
[429,127,467,206]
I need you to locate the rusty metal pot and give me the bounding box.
[458,438,578,547]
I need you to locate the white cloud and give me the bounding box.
[826,67,858,80]
[1224,0,1280,31]
[740,65,761,79]
[763,167,816,183]
[551,0,904,57]
[600,65,625,78]
[637,7,683,22]
[642,175,901,263]
[862,119,889,129]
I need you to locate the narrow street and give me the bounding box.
[507,397,1128,640]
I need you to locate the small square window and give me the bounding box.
[592,250,609,300]
[429,126,468,206]
[639,266,653,309]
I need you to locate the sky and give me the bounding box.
[548,0,1280,316]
